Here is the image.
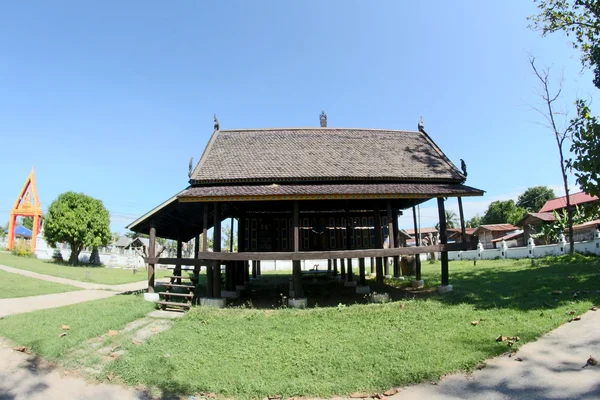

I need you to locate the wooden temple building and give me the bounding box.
[128,113,484,308]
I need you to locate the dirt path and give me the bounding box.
[0,290,118,318]
[1,309,599,399]
[0,264,148,292]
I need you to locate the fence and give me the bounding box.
[449,229,600,261]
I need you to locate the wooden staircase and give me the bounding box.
[156,271,197,312]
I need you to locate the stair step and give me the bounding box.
[156,301,191,308]
[161,292,193,298]
[167,267,196,270]
[164,275,197,280]
[164,283,195,289]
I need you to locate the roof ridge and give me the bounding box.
[218,127,422,134]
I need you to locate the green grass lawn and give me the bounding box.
[0,269,80,298]
[0,253,170,285]
[0,256,598,399]
[0,295,155,360]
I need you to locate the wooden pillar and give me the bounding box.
[370,257,375,274]
[340,258,346,280]
[147,225,156,293]
[392,209,400,277]
[359,257,366,286]
[385,201,394,278]
[193,234,201,302]
[374,202,384,284]
[252,260,257,278]
[327,259,332,274]
[345,207,353,281]
[175,238,183,285]
[458,197,467,247]
[213,203,222,298]
[202,205,213,298]
[292,201,304,298]
[244,261,250,283]
[412,206,422,281]
[229,217,234,252]
[437,198,449,286]
[333,258,338,276]
[257,260,262,276]
[225,262,233,291]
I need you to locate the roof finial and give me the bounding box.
[214,114,220,130]
[320,111,327,127]
[460,159,468,177]
[188,157,193,178]
[418,116,425,133]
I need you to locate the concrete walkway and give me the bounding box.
[0,309,599,399]
[0,264,148,292]
[0,264,151,318]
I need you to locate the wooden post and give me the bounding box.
[225,262,233,291]
[346,207,353,281]
[385,201,394,278]
[257,260,262,276]
[359,257,366,286]
[244,260,250,283]
[252,260,257,278]
[437,198,449,286]
[327,259,332,274]
[412,206,422,281]
[213,202,222,298]
[340,258,346,280]
[374,202,384,284]
[175,238,183,285]
[392,209,400,277]
[292,201,304,298]
[193,234,201,303]
[333,258,338,276]
[229,217,234,253]
[147,225,156,293]
[458,197,467,247]
[370,257,375,274]
[202,205,213,298]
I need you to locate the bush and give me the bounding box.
[11,240,35,258]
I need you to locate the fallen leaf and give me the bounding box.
[551,290,562,295]
[151,327,158,332]
[374,394,387,400]
[574,315,582,321]
[476,362,487,370]
[471,321,479,326]
[496,335,507,342]
[383,388,398,396]
[566,310,576,315]
[59,332,67,338]
[350,393,369,398]
[107,330,119,337]
[267,396,282,400]
[514,357,524,362]
[61,325,70,330]
[13,346,31,354]
[107,373,114,381]
[591,306,598,311]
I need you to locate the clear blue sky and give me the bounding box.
[1,1,597,233]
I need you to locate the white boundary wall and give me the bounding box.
[449,229,600,261]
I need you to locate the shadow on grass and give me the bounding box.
[438,257,600,311]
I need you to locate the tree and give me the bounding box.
[568,100,600,198]
[435,210,459,230]
[481,200,527,226]
[530,1,600,90]
[516,186,556,212]
[20,216,34,230]
[222,223,237,252]
[529,57,578,255]
[43,192,111,264]
[466,214,482,228]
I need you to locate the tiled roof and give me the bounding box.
[519,212,556,225]
[492,230,524,242]
[539,192,599,213]
[448,228,477,237]
[473,224,518,235]
[190,128,466,184]
[404,227,439,235]
[178,183,483,200]
[571,219,600,231]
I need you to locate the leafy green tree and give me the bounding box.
[43,192,111,264]
[481,200,527,226]
[516,186,556,212]
[466,214,482,228]
[435,210,459,230]
[0,222,7,239]
[222,222,237,252]
[529,0,600,89]
[19,216,33,230]
[568,100,600,198]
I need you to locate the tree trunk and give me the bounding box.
[561,162,575,256]
[69,244,82,265]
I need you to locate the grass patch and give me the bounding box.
[105,257,599,398]
[0,253,170,285]
[0,295,155,361]
[0,270,80,298]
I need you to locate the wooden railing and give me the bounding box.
[145,243,464,265]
